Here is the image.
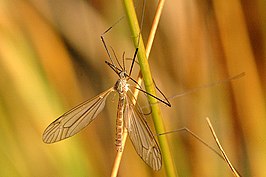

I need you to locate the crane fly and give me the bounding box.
[42,28,170,170]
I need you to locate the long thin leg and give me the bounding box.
[158,127,224,159]
[101,16,125,70]
[128,48,138,77]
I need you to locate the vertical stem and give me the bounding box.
[123,0,178,176]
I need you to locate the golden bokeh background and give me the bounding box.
[0,0,265,176]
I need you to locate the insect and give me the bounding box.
[42,24,170,170]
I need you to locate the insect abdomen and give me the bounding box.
[115,95,124,151]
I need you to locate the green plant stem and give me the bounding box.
[123,0,177,176]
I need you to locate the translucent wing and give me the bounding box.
[43,88,114,143]
[124,96,162,171]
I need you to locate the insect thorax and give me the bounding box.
[114,77,129,94]
[114,71,129,94]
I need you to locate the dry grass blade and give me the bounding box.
[206,117,242,177]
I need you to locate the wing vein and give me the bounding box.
[43,88,113,143]
[124,95,162,170]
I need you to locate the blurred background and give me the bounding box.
[0,0,265,176]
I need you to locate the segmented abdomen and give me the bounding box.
[115,95,125,151]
